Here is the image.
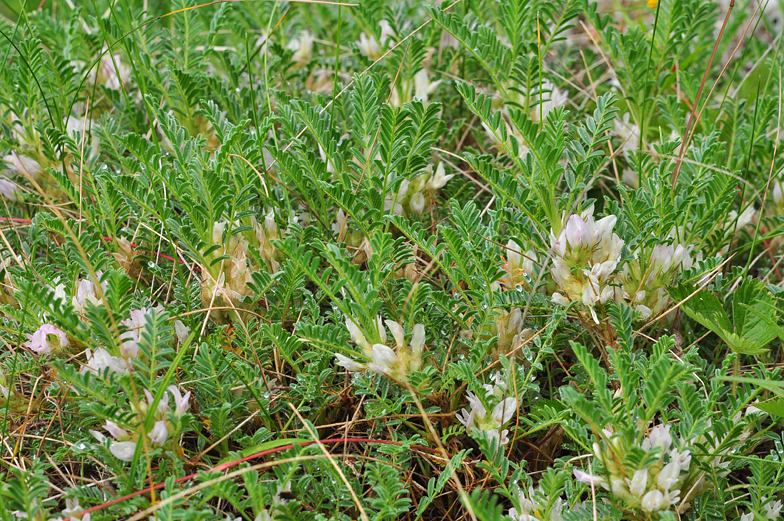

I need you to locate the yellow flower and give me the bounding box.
[647,0,658,7]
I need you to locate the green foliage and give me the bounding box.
[0,0,782,519]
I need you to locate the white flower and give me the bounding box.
[410,324,426,359]
[345,317,371,351]
[174,320,191,344]
[62,498,83,517]
[254,510,272,521]
[109,441,137,461]
[628,468,648,498]
[287,31,314,63]
[552,292,570,306]
[332,209,348,236]
[148,420,168,445]
[358,32,381,59]
[486,428,511,446]
[3,151,43,179]
[425,163,454,191]
[0,176,20,200]
[622,168,639,189]
[72,273,107,313]
[168,385,191,417]
[413,69,441,104]
[385,319,405,348]
[82,347,127,375]
[670,448,692,471]
[636,305,653,319]
[368,343,398,376]
[274,480,292,504]
[335,353,366,372]
[491,397,518,426]
[96,50,131,90]
[533,80,568,122]
[614,112,640,160]
[641,489,665,512]
[774,180,784,207]
[642,424,673,452]
[740,514,754,521]
[23,324,68,355]
[574,468,607,488]
[410,191,426,214]
[656,460,681,490]
[764,498,783,519]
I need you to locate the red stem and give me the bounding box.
[0,217,194,269]
[66,438,441,519]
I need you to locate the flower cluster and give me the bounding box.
[90,385,190,462]
[253,211,282,272]
[201,220,261,312]
[574,424,692,513]
[508,485,566,521]
[617,243,693,319]
[456,372,518,445]
[549,208,624,323]
[81,308,155,375]
[388,162,454,216]
[335,317,427,382]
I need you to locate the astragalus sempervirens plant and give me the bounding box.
[0,0,783,519]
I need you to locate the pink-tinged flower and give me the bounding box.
[109,440,137,461]
[456,392,485,430]
[148,420,168,445]
[24,324,68,355]
[167,385,191,417]
[565,214,590,249]
[120,308,149,359]
[143,389,171,417]
[104,420,129,441]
